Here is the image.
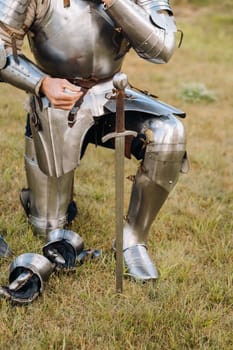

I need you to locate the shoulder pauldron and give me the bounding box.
[0,0,30,30]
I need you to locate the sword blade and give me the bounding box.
[102,72,137,293]
[115,135,125,293]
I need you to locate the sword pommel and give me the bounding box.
[113,72,128,91]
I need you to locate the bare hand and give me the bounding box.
[41,76,83,110]
[102,0,113,7]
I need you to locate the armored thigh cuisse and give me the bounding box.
[123,114,188,249]
[21,136,76,237]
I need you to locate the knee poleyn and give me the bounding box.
[141,116,188,192]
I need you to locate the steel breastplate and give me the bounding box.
[28,0,127,79]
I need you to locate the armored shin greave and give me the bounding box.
[123,114,187,280]
[22,136,76,237]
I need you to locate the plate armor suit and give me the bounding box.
[0,0,188,281]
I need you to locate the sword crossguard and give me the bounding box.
[102,130,137,143]
[102,72,137,144]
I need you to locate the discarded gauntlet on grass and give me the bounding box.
[0,253,54,304]
[43,229,84,270]
[0,235,12,258]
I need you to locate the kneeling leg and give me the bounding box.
[124,115,188,280]
[20,136,77,237]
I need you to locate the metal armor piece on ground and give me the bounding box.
[43,229,84,270]
[0,253,54,304]
[76,249,102,264]
[0,235,12,258]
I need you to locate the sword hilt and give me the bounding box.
[102,72,137,143]
[114,73,128,135]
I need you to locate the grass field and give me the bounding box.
[0,2,232,349]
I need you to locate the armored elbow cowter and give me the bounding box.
[105,0,177,63]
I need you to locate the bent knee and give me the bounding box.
[144,114,186,147]
[142,115,188,190]
[131,115,186,160]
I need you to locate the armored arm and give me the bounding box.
[0,0,47,94]
[0,46,47,94]
[105,0,177,63]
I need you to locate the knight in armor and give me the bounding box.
[0,0,188,282]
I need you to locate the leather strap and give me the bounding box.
[68,75,113,89]
[0,21,24,63]
[67,87,88,128]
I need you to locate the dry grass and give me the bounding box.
[0,2,233,349]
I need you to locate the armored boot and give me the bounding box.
[20,136,77,237]
[123,115,188,281]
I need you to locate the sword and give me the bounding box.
[102,73,137,293]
